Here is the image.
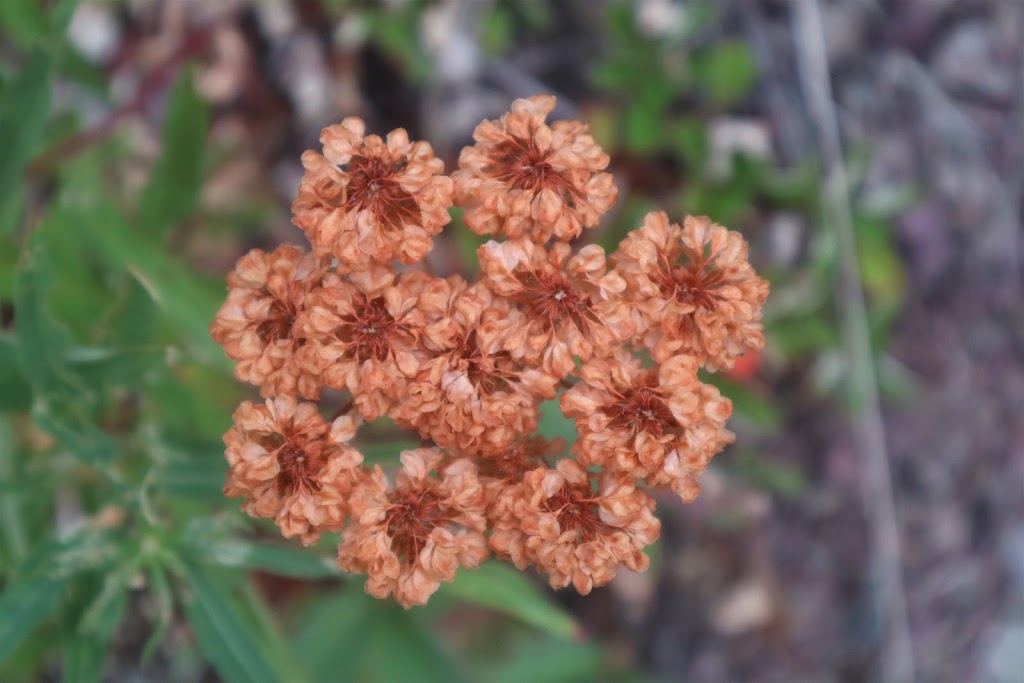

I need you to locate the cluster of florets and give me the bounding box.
[210,95,769,607]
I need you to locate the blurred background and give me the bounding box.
[1,0,1022,681]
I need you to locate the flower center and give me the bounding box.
[489,137,576,196]
[385,489,447,563]
[453,330,517,394]
[271,438,325,495]
[543,485,601,540]
[337,296,403,362]
[658,259,726,310]
[608,383,677,438]
[256,298,296,342]
[343,155,422,230]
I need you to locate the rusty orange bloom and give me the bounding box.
[453,94,617,243]
[477,434,566,509]
[397,283,559,456]
[561,351,734,503]
[612,212,769,371]
[222,398,363,545]
[292,118,453,269]
[210,245,325,399]
[338,448,489,608]
[490,459,660,594]
[295,265,448,421]
[478,239,635,379]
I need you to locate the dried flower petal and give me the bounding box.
[295,265,447,420]
[490,459,660,594]
[478,239,635,379]
[453,95,616,243]
[613,212,769,370]
[338,448,489,607]
[397,283,558,456]
[292,118,453,269]
[223,398,363,544]
[561,351,734,502]
[210,245,325,399]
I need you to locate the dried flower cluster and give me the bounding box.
[211,95,769,607]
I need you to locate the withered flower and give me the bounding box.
[490,459,660,594]
[223,398,363,544]
[398,283,558,456]
[612,212,769,370]
[295,265,447,421]
[210,245,325,399]
[292,118,453,269]
[561,351,734,503]
[453,94,617,243]
[478,239,635,379]
[338,448,489,608]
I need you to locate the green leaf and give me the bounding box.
[191,538,339,579]
[0,574,64,663]
[292,589,376,681]
[13,234,119,465]
[63,571,129,683]
[77,202,232,373]
[0,50,52,234]
[371,604,465,683]
[0,417,28,562]
[490,636,604,683]
[0,1,48,48]
[138,68,209,237]
[140,565,173,665]
[440,561,577,638]
[181,561,282,683]
[538,392,575,455]
[692,41,757,107]
[703,375,780,431]
[0,335,31,412]
[0,529,118,664]
[623,104,661,154]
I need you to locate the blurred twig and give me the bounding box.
[791,2,916,682]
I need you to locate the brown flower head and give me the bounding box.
[561,351,734,503]
[453,94,617,243]
[612,212,769,370]
[210,245,325,399]
[338,448,489,607]
[397,283,559,456]
[292,118,453,269]
[223,398,363,544]
[295,265,449,421]
[490,459,660,594]
[477,434,566,509]
[478,239,635,379]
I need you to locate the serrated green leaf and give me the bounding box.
[192,538,338,579]
[138,68,209,237]
[440,561,577,638]
[0,50,52,234]
[181,561,281,683]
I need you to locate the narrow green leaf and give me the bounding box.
[0,1,48,48]
[371,605,465,683]
[0,575,64,663]
[138,68,209,237]
[192,538,338,579]
[0,336,31,412]
[0,417,27,562]
[13,235,119,464]
[0,50,52,234]
[292,589,376,681]
[181,561,281,683]
[63,571,128,683]
[140,565,173,665]
[491,636,604,683]
[440,561,577,638]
